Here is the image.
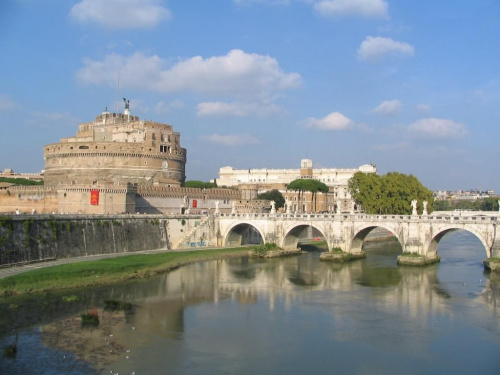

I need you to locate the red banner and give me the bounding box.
[192,199,197,208]
[90,190,99,205]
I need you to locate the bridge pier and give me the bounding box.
[490,239,500,258]
[404,238,424,255]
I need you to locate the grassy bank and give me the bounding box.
[0,248,248,296]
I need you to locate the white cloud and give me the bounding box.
[0,94,21,111]
[26,111,81,130]
[70,0,171,29]
[202,134,260,146]
[372,142,410,152]
[155,100,186,114]
[416,104,431,112]
[408,118,467,140]
[314,0,388,18]
[197,101,282,117]
[77,50,301,100]
[373,100,401,115]
[305,111,353,131]
[358,36,414,62]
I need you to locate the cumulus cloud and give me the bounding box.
[70,0,171,29]
[26,111,81,130]
[76,50,301,100]
[314,0,388,18]
[197,101,282,117]
[0,94,21,111]
[358,36,414,62]
[373,100,401,115]
[155,100,185,114]
[408,118,467,140]
[305,111,353,131]
[416,104,431,112]
[202,133,260,146]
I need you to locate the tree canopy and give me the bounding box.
[287,179,329,212]
[0,177,43,186]
[184,180,217,189]
[257,189,285,209]
[435,197,499,211]
[348,172,433,214]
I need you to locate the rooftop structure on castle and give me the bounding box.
[43,102,186,187]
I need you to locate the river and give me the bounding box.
[1,230,499,374]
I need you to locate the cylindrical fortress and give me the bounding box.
[43,111,186,187]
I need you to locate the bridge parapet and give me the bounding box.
[217,212,499,259]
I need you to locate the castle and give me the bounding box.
[44,107,186,187]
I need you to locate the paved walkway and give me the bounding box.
[0,249,173,280]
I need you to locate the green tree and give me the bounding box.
[287,179,329,212]
[477,197,499,211]
[348,172,382,214]
[348,172,433,215]
[257,189,285,209]
[0,177,43,186]
[184,180,217,189]
[433,200,451,211]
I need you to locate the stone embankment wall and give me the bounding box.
[0,214,206,266]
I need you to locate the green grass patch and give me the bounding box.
[401,252,422,257]
[0,248,248,295]
[487,257,500,263]
[62,294,83,302]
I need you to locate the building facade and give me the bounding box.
[216,159,377,213]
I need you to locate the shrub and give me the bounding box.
[252,243,278,256]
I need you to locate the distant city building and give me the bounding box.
[0,168,43,182]
[434,189,496,201]
[216,159,377,213]
[43,108,186,187]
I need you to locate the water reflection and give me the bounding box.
[1,231,500,374]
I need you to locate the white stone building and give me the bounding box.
[216,159,377,213]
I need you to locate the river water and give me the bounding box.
[1,230,499,374]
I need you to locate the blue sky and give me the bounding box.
[1,0,499,192]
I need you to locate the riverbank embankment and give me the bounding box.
[0,247,249,296]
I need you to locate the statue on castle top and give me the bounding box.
[123,98,130,110]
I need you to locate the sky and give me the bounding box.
[1,0,499,192]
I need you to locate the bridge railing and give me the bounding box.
[218,212,498,224]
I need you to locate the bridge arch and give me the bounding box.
[427,226,490,258]
[349,225,403,253]
[282,223,328,251]
[223,222,265,247]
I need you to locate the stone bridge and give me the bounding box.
[216,212,500,258]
